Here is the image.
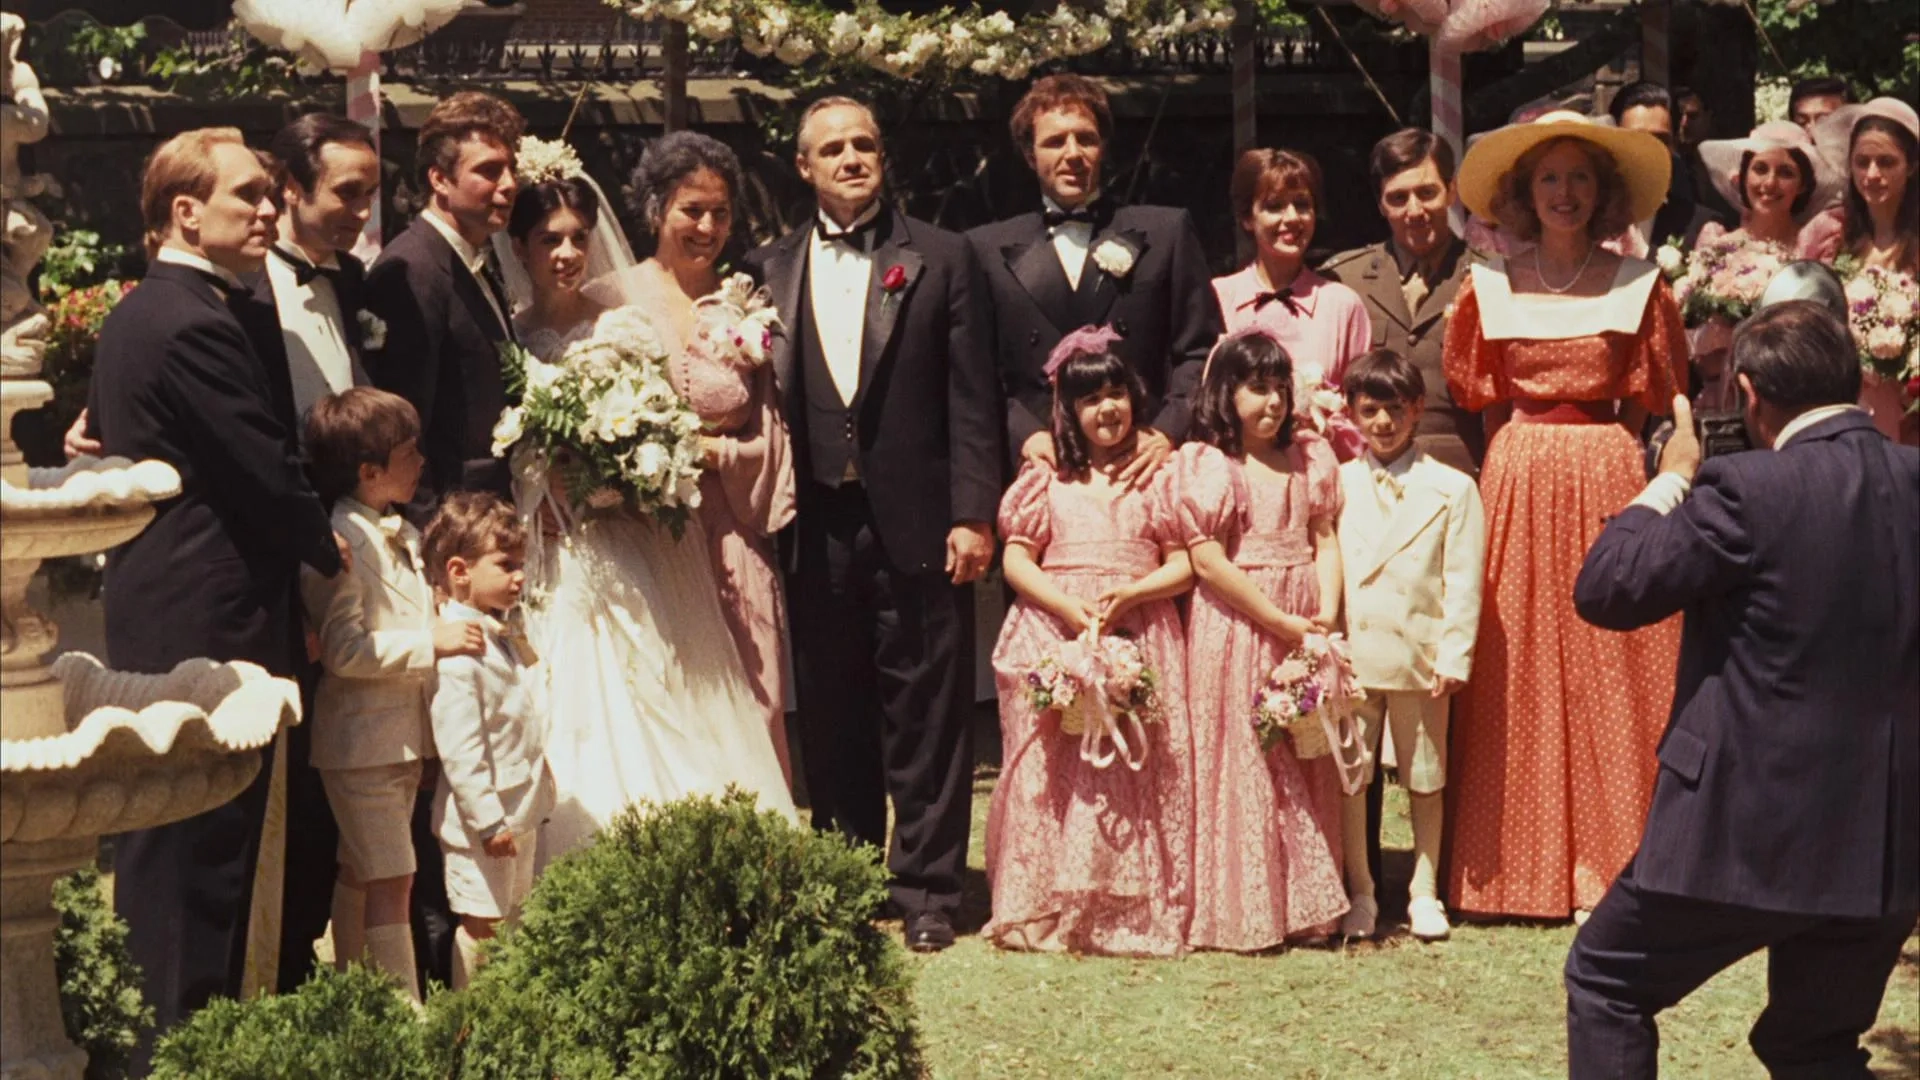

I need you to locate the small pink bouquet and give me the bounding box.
[1291,359,1365,460]
[1662,234,1793,326]
[1251,632,1371,793]
[1025,624,1162,771]
[1840,264,1920,409]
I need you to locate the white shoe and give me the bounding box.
[1340,894,1378,940]
[1407,896,1451,941]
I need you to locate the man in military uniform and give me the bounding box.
[1322,129,1483,475]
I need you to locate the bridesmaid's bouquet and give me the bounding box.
[1025,624,1162,771]
[1660,234,1793,326]
[1251,632,1370,792]
[1840,264,1920,408]
[493,306,707,534]
[1290,359,1365,460]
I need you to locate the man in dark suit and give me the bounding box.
[367,90,522,520]
[743,97,1001,952]
[87,127,346,1065]
[967,74,1219,480]
[1567,300,1918,1078]
[365,91,522,986]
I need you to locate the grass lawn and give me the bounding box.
[906,771,1920,1080]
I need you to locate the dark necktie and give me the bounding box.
[478,253,517,341]
[271,244,347,289]
[1252,288,1303,315]
[817,215,879,252]
[1043,206,1097,229]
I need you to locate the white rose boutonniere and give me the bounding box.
[357,310,388,351]
[1091,237,1138,281]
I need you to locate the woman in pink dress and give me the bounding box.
[986,327,1196,957]
[1179,327,1349,952]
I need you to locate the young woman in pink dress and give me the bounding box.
[986,327,1196,957]
[1179,327,1349,952]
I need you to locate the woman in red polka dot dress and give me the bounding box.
[1442,113,1690,920]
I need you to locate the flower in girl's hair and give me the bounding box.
[515,135,586,187]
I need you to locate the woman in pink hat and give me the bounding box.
[1684,121,1843,407]
[1804,97,1919,441]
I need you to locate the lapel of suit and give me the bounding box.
[1073,214,1145,329]
[1358,245,1413,334]
[1002,213,1075,332]
[416,219,510,347]
[856,209,922,407]
[762,227,810,402]
[234,269,299,434]
[1359,458,1447,581]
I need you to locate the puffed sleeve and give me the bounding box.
[1442,274,1505,413]
[997,463,1054,552]
[1142,465,1185,551]
[1618,278,1689,415]
[1299,433,1344,525]
[1174,441,1250,547]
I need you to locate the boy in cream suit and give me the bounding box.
[422,492,554,989]
[1334,350,1485,942]
[300,388,487,1000]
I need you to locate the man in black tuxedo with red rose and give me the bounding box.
[968,74,1220,481]
[744,96,1001,953]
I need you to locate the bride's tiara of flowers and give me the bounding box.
[516,135,587,187]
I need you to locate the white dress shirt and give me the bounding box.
[806,201,880,407]
[1044,196,1093,290]
[154,245,240,291]
[421,208,509,335]
[265,245,358,419]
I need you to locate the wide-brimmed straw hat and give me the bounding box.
[1697,120,1844,224]
[1813,96,1920,185]
[1457,110,1672,224]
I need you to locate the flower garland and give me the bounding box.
[605,0,1236,80]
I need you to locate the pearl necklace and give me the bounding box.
[1534,244,1596,294]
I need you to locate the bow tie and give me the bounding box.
[272,245,347,288]
[1374,467,1404,502]
[484,608,540,666]
[1252,288,1303,315]
[817,215,879,250]
[375,513,420,559]
[1043,206,1098,229]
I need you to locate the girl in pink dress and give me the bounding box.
[986,327,1196,957]
[1179,327,1349,952]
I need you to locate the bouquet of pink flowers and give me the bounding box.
[1291,359,1366,460]
[1024,624,1163,770]
[1251,632,1371,793]
[1659,234,1793,326]
[1840,264,1920,409]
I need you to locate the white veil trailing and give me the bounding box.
[490,135,639,316]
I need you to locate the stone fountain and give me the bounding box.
[0,14,300,1079]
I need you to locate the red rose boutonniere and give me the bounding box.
[882,264,908,293]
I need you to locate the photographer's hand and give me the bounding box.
[1659,394,1703,482]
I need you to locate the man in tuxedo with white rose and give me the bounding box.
[743,96,1001,953]
[967,73,1220,480]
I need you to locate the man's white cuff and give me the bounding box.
[1631,473,1692,515]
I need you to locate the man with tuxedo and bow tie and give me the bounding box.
[364,90,522,988]
[85,127,347,1066]
[743,97,1001,953]
[968,74,1220,481]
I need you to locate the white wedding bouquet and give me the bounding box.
[493,306,707,536]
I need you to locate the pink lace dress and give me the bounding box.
[985,464,1195,957]
[1178,439,1349,952]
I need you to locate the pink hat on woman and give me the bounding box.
[1696,120,1845,225]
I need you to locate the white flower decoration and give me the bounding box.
[356,310,388,351]
[516,135,585,187]
[491,406,525,458]
[1090,237,1138,280]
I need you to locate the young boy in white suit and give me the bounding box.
[300,388,488,1000]
[1334,350,1485,942]
[422,491,554,989]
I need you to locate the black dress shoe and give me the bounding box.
[904,912,955,953]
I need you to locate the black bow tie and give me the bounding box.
[817,215,879,250]
[272,245,347,288]
[1043,206,1098,229]
[1252,288,1303,315]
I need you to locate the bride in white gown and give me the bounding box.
[497,137,795,858]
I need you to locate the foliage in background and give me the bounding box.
[1755,0,1919,101]
[52,867,153,1080]
[432,790,923,1079]
[150,966,436,1080]
[38,229,131,299]
[26,16,301,98]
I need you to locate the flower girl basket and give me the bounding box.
[1025,619,1162,772]
[1253,632,1373,795]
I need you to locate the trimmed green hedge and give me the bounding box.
[52,865,153,1080]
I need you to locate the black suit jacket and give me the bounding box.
[87,261,341,677]
[365,217,512,519]
[1574,411,1920,918]
[243,248,371,433]
[967,203,1220,459]
[743,208,1002,574]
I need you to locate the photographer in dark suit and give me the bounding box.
[1565,299,1918,1078]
